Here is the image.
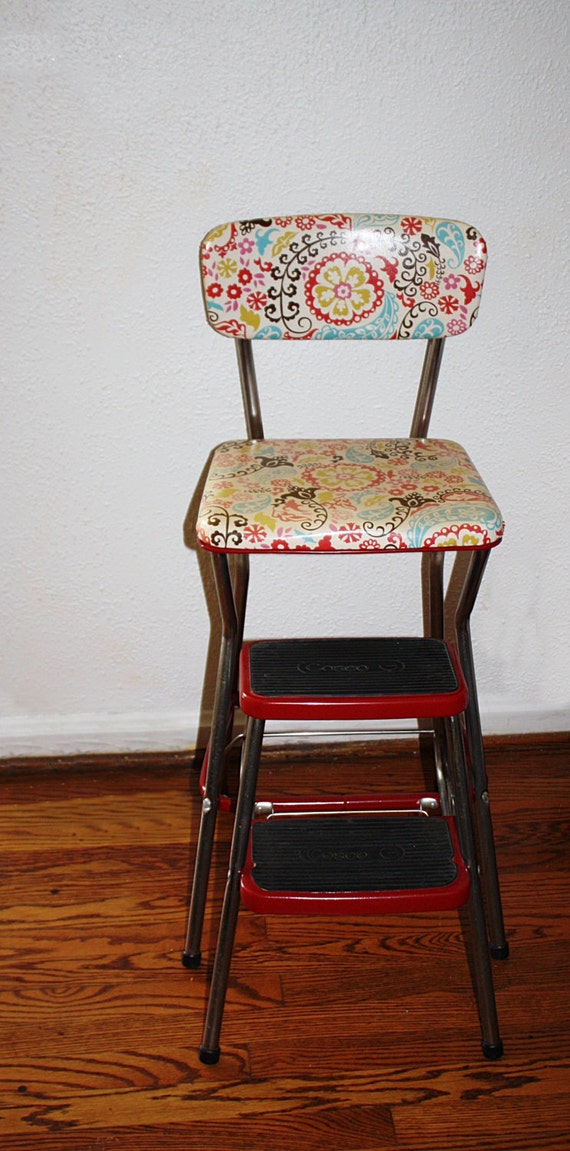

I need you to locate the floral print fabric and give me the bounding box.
[200,214,487,340]
[196,439,504,553]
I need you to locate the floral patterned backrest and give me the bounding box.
[200,213,487,341]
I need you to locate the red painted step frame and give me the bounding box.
[239,640,468,721]
[240,795,471,916]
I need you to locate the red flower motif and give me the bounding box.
[275,216,293,227]
[464,255,485,274]
[238,268,253,285]
[440,295,459,314]
[305,252,383,327]
[243,524,267,543]
[338,523,363,543]
[206,281,223,298]
[401,216,423,235]
[420,280,439,300]
[227,284,242,300]
[270,539,291,550]
[295,215,315,230]
[247,291,268,310]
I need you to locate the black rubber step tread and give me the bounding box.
[250,815,458,892]
[248,637,458,698]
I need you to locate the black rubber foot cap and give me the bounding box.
[182,951,201,969]
[482,1040,504,1061]
[199,1046,221,1065]
[491,942,510,961]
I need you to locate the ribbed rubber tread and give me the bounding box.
[248,638,458,698]
[250,815,458,892]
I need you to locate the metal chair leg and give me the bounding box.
[422,551,453,810]
[455,552,509,960]
[182,554,243,968]
[199,716,265,1064]
[447,716,504,1059]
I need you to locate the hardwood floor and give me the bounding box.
[1,734,569,1150]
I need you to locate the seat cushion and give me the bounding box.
[195,438,504,553]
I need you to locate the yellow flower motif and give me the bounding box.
[217,257,238,278]
[308,463,381,491]
[305,252,383,326]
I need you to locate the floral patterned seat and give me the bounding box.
[197,437,503,553]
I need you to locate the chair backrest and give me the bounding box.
[200,213,487,342]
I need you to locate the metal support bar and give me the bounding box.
[447,716,503,1057]
[230,552,250,653]
[410,338,445,438]
[199,716,265,1063]
[422,551,445,640]
[413,341,450,815]
[183,553,242,967]
[454,550,509,959]
[235,339,264,440]
[224,726,433,752]
[421,550,451,813]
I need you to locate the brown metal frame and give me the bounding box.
[183,332,507,1055]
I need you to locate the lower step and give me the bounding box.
[241,797,470,915]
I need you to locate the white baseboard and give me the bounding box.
[0,711,201,757]
[0,703,568,758]
[481,706,569,736]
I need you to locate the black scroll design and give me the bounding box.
[203,506,248,548]
[238,218,273,234]
[388,232,444,300]
[397,299,441,339]
[367,439,440,463]
[362,492,439,539]
[263,229,344,336]
[436,484,491,505]
[272,485,329,532]
[224,454,294,478]
[362,483,490,542]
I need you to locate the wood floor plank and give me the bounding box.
[0,1109,396,1151]
[1,1067,396,1145]
[0,792,200,851]
[1,736,569,1150]
[392,1095,570,1151]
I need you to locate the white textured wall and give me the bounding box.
[1,0,568,754]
